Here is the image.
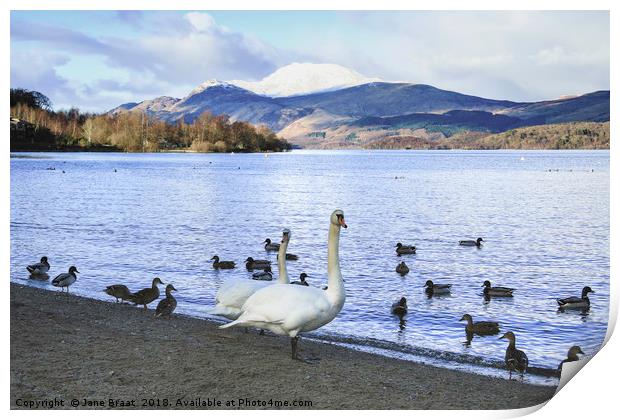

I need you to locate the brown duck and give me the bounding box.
[104,284,134,303]
[557,345,585,374]
[500,331,528,379]
[129,277,164,309]
[155,284,178,318]
[459,314,500,335]
[211,255,236,269]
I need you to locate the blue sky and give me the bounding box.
[10,10,610,111]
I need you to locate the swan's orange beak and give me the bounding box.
[339,217,347,228]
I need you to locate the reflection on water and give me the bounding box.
[10,150,609,376]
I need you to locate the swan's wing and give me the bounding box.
[215,279,268,309]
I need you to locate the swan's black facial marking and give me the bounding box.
[336,214,347,228]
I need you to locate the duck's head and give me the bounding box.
[499,331,516,341]
[459,314,473,322]
[68,266,79,274]
[300,272,309,281]
[165,284,177,293]
[396,242,403,248]
[331,210,347,229]
[399,297,407,306]
[424,280,434,287]
[41,256,48,263]
[264,238,272,244]
[582,286,594,296]
[568,345,584,357]
[282,229,291,243]
[245,257,254,263]
[211,255,219,262]
[398,261,408,268]
[153,277,164,286]
[477,238,484,244]
[482,280,491,288]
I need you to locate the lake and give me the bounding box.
[10,150,610,383]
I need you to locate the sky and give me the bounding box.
[10,10,610,112]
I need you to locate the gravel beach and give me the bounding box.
[10,283,556,410]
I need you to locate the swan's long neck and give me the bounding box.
[277,237,290,284]
[326,223,345,305]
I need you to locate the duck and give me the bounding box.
[391,297,408,317]
[210,229,292,320]
[277,253,299,261]
[482,280,514,297]
[557,345,585,373]
[245,257,271,271]
[252,267,273,281]
[211,255,236,269]
[26,256,50,276]
[424,280,451,295]
[104,284,133,303]
[500,331,528,379]
[128,277,164,309]
[264,238,280,251]
[291,272,309,286]
[221,210,348,362]
[459,314,500,335]
[395,242,416,256]
[459,237,484,247]
[155,284,178,318]
[557,286,594,309]
[396,261,409,275]
[51,266,79,293]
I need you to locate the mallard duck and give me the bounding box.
[252,267,273,281]
[482,280,514,297]
[104,284,133,303]
[51,266,79,293]
[500,331,528,379]
[26,256,50,276]
[245,257,271,271]
[211,255,236,269]
[557,286,594,309]
[277,253,299,261]
[459,237,484,247]
[391,297,408,317]
[396,261,410,275]
[557,345,585,373]
[291,272,309,286]
[264,238,280,251]
[395,242,416,256]
[424,280,451,295]
[155,284,178,318]
[129,277,164,309]
[459,314,500,335]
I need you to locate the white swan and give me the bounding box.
[221,210,347,361]
[209,229,291,320]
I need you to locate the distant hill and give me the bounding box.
[108,64,610,149]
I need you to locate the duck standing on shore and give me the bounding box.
[264,238,280,251]
[459,238,484,247]
[557,346,585,374]
[210,230,292,320]
[26,256,50,277]
[129,277,164,309]
[155,284,178,318]
[211,255,236,269]
[51,266,79,293]
[395,243,416,256]
[557,286,594,309]
[500,331,528,380]
[221,210,348,362]
[104,284,134,303]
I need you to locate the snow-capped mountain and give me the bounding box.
[229,63,382,97]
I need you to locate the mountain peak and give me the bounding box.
[230,62,382,97]
[187,79,238,97]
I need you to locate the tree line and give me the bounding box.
[10,88,291,153]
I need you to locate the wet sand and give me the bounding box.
[10,283,556,409]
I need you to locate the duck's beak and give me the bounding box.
[75,269,80,273]
[459,316,465,321]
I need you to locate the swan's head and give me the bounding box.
[331,210,347,228]
[459,314,473,322]
[482,280,491,287]
[69,266,79,274]
[282,229,291,243]
[41,256,48,263]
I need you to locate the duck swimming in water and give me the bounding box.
[557,286,594,309]
[51,266,79,293]
[459,237,484,247]
[395,243,416,256]
[391,297,408,318]
[500,331,528,380]
[245,257,271,271]
[155,284,178,318]
[557,345,585,374]
[104,284,134,303]
[264,238,280,251]
[291,272,309,286]
[396,261,410,275]
[26,256,50,276]
[252,267,273,281]
[482,280,514,297]
[211,255,236,269]
[277,253,299,261]
[129,277,164,309]
[424,280,451,295]
[459,314,500,335]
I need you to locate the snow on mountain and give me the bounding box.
[229,63,382,97]
[186,79,239,97]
